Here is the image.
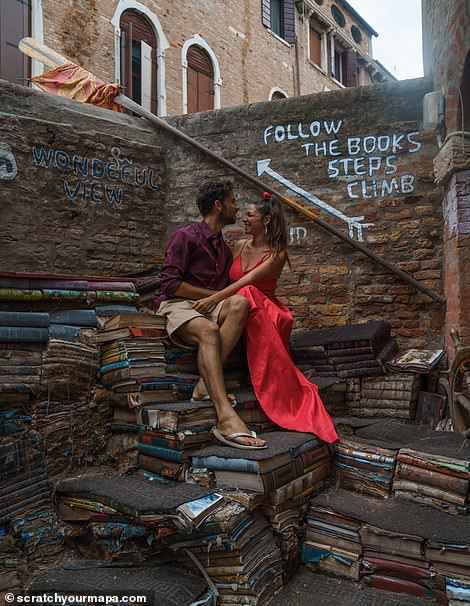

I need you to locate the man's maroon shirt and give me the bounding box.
[154,221,233,310]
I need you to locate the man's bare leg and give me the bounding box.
[192,295,249,401]
[174,314,265,448]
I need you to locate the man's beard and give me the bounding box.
[220,208,237,226]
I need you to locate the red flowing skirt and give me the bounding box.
[236,285,338,444]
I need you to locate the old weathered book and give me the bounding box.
[138,454,183,479]
[395,461,469,496]
[360,574,447,604]
[101,365,167,385]
[397,452,470,480]
[359,525,423,559]
[96,327,167,343]
[104,312,165,331]
[138,400,216,432]
[269,462,331,504]
[386,349,445,373]
[392,479,467,506]
[214,458,300,493]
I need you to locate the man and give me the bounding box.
[154,181,266,449]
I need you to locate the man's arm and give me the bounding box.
[160,230,216,300]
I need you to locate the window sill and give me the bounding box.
[331,77,346,88]
[307,59,327,75]
[267,29,292,48]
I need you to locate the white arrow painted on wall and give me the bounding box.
[256,158,374,242]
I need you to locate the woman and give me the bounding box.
[192,193,338,444]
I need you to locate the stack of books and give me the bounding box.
[0,273,138,308]
[355,418,470,515]
[192,430,331,582]
[309,376,347,417]
[191,432,331,499]
[427,539,470,583]
[0,311,49,346]
[394,447,470,515]
[307,488,456,603]
[0,435,50,523]
[291,322,397,378]
[137,399,216,480]
[346,373,422,419]
[41,339,100,397]
[169,502,283,606]
[0,384,33,438]
[446,577,470,605]
[0,526,25,595]
[333,437,397,498]
[9,504,65,575]
[97,312,168,390]
[31,563,213,606]
[302,503,362,580]
[164,341,198,373]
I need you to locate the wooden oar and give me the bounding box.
[18,37,445,305]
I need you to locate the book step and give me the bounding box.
[30,561,211,606]
[271,566,432,606]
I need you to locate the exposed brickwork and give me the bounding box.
[40,0,387,116]
[423,0,470,132]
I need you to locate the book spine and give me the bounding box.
[100,360,130,374]
[392,479,467,505]
[0,312,50,328]
[395,463,469,496]
[0,327,49,342]
[190,455,260,473]
[49,309,97,326]
[48,325,80,341]
[397,453,470,480]
[138,435,182,451]
[335,453,395,475]
[295,445,331,474]
[335,445,396,465]
[398,449,470,474]
[137,443,185,462]
[270,462,331,505]
[129,327,167,338]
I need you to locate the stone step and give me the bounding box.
[271,566,432,606]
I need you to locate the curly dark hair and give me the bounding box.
[196,180,234,216]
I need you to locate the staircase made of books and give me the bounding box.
[1,272,468,606]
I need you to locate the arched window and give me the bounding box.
[120,9,157,113]
[0,0,31,84]
[271,90,287,100]
[187,46,214,113]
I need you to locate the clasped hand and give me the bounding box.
[192,294,221,314]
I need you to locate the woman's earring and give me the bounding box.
[264,224,268,235]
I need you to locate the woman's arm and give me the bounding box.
[192,251,286,314]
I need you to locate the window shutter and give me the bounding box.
[283,0,295,43]
[261,0,271,28]
[309,27,321,64]
[0,0,31,83]
[342,49,357,87]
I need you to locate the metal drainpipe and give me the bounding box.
[294,33,301,96]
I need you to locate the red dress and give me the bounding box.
[229,253,338,444]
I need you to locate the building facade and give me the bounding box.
[422,0,470,352]
[1,0,393,116]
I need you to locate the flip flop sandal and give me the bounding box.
[212,428,267,450]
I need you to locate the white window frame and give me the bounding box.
[182,35,222,114]
[31,0,44,78]
[111,0,169,116]
[308,20,327,73]
[268,86,289,100]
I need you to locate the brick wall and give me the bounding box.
[0,76,444,348]
[422,0,470,132]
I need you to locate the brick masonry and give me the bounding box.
[0,76,445,348]
[39,0,382,116]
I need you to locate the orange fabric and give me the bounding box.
[230,256,338,444]
[31,63,122,112]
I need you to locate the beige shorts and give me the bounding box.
[158,298,225,348]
